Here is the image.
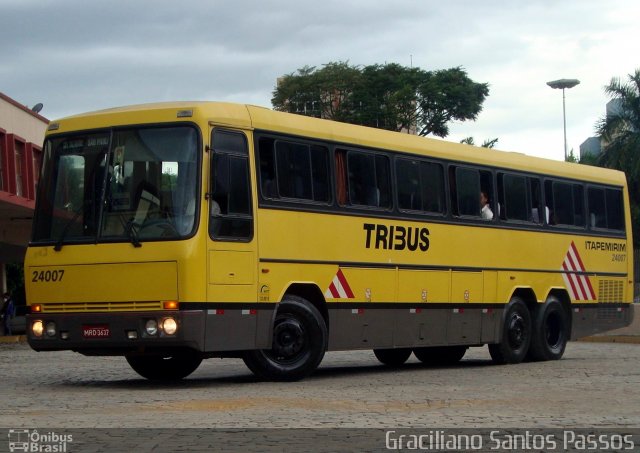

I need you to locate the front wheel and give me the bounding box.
[126,350,202,381]
[243,296,327,381]
[528,296,569,361]
[373,348,412,366]
[489,297,532,364]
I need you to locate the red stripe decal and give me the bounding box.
[336,269,355,299]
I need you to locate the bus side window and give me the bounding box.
[546,180,585,228]
[344,150,391,209]
[498,173,530,222]
[258,137,277,198]
[529,178,546,224]
[210,130,253,240]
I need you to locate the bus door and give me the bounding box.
[205,128,260,350]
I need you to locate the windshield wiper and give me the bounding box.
[53,204,88,252]
[123,218,142,248]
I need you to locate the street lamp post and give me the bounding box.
[547,78,580,161]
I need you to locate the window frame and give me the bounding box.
[341,147,393,211]
[209,128,254,242]
[257,134,332,206]
[395,156,446,216]
[544,178,586,230]
[586,184,625,233]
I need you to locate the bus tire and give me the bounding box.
[242,295,327,381]
[413,346,467,365]
[125,350,202,381]
[528,296,570,361]
[373,348,412,366]
[489,297,531,364]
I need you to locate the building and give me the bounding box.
[579,99,627,162]
[579,136,601,160]
[0,92,48,293]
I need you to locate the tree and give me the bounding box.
[595,68,640,245]
[566,149,578,163]
[417,67,489,137]
[460,137,499,148]
[272,62,489,138]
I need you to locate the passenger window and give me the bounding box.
[276,141,312,199]
[396,158,445,214]
[588,186,625,231]
[497,174,529,222]
[529,178,546,224]
[210,130,252,240]
[452,167,493,220]
[258,137,330,203]
[397,159,421,211]
[346,151,391,208]
[606,189,624,231]
[546,180,584,227]
[587,187,607,229]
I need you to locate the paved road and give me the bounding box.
[1,341,639,430]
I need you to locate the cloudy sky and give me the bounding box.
[2,0,639,160]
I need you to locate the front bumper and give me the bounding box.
[27,311,206,355]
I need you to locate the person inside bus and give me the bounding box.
[480,190,494,220]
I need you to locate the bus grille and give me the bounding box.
[39,301,163,313]
[598,279,624,303]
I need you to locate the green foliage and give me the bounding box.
[577,152,599,166]
[273,62,489,138]
[460,137,499,148]
[566,149,578,163]
[595,68,640,246]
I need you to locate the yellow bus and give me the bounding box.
[25,102,634,381]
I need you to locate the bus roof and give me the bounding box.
[49,101,627,187]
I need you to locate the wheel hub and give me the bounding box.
[508,313,526,349]
[272,318,305,359]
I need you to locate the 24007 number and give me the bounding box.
[31,269,65,283]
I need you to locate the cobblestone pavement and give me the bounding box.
[1,342,639,430]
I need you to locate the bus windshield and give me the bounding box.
[32,125,199,246]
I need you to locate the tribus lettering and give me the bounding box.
[363,223,429,251]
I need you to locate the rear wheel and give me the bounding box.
[528,296,569,361]
[126,350,202,381]
[413,346,467,365]
[243,295,327,381]
[489,297,531,364]
[373,348,412,366]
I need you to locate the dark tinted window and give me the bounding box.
[347,151,391,208]
[276,141,312,199]
[451,167,493,220]
[546,180,584,227]
[210,130,252,240]
[606,189,624,230]
[396,158,445,214]
[588,186,625,231]
[498,173,529,222]
[259,137,330,203]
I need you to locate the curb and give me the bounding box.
[578,335,640,344]
[0,335,27,344]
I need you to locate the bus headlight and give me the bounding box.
[32,320,44,337]
[162,317,178,335]
[145,319,158,336]
[45,322,57,337]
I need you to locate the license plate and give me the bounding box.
[82,325,111,338]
